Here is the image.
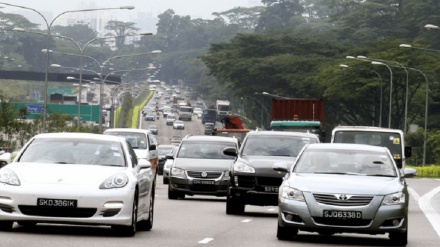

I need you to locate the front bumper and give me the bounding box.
[229,175,283,206]
[0,182,135,227]
[278,192,408,234]
[169,174,229,196]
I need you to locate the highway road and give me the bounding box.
[1,94,439,246]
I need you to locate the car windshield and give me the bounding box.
[177,141,236,160]
[17,138,126,167]
[241,135,318,157]
[293,148,397,177]
[105,132,148,149]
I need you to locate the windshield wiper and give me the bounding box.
[313,172,363,175]
[365,174,396,177]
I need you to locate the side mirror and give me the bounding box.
[165,154,174,159]
[405,146,412,158]
[0,152,12,168]
[149,144,157,151]
[223,147,237,157]
[138,158,152,170]
[395,158,403,169]
[403,167,417,178]
[273,162,289,173]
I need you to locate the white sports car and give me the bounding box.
[0,132,155,236]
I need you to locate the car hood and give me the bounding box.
[234,156,294,177]
[9,162,127,185]
[241,155,294,169]
[288,173,404,195]
[174,158,234,171]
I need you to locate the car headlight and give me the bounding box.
[171,167,185,178]
[382,192,405,205]
[223,171,230,180]
[100,173,128,189]
[281,187,304,201]
[0,168,21,186]
[233,161,255,173]
[164,162,173,169]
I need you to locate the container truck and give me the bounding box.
[269,98,325,139]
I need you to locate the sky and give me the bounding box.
[1,0,263,20]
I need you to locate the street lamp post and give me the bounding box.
[357,56,409,133]
[371,61,393,128]
[339,64,384,127]
[1,2,134,132]
[27,31,152,127]
[406,68,429,166]
[50,49,160,131]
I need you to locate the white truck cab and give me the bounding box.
[331,126,412,169]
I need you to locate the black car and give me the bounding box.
[223,131,320,215]
[157,144,175,175]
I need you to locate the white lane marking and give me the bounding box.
[418,185,440,238]
[241,219,252,223]
[408,187,420,202]
[198,238,214,244]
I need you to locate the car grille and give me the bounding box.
[313,217,372,227]
[19,206,97,218]
[236,176,282,189]
[313,193,374,206]
[187,171,223,179]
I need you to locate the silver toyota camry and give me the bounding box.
[274,143,413,246]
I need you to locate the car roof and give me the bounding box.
[305,143,389,152]
[183,135,238,143]
[104,128,152,135]
[32,132,125,142]
[246,130,319,139]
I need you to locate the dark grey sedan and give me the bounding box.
[274,143,412,246]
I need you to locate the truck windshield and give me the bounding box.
[333,131,403,161]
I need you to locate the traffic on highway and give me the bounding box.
[1,84,439,247]
[1,1,440,246]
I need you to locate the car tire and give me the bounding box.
[0,221,13,231]
[117,194,138,236]
[226,194,245,215]
[138,189,154,231]
[276,223,297,240]
[168,185,183,199]
[389,230,408,246]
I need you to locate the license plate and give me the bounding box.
[323,210,362,219]
[192,180,215,185]
[264,186,279,193]
[37,198,77,207]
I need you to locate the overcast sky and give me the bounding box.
[1,0,263,19]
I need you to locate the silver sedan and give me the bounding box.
[0,132,155,236]
[274,143,412,246]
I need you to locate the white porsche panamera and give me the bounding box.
[0,132,155,236]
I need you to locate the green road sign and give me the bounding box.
[14,103,99,123]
